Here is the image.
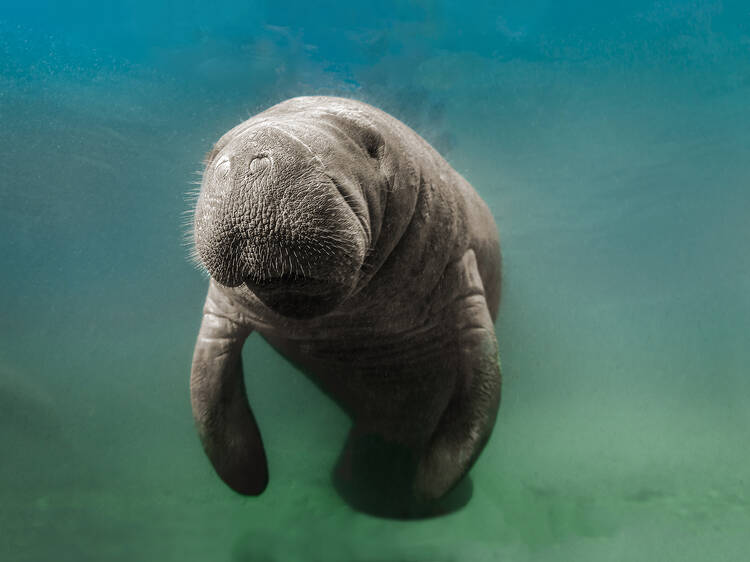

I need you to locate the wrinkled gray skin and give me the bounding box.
[190,96,501,513]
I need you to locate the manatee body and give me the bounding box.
[190,96,502,512]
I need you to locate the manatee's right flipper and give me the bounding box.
[190,283,268,495]
[414,250,502,501]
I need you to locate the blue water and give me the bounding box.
[2,1,749,560]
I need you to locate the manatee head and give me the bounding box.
[192,120,377,319]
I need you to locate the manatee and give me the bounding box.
[189,96,502,514]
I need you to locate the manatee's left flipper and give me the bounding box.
[190,283,268,495]
[415,250,502,500]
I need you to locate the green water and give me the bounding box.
[2,1,749,560]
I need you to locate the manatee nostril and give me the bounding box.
[249,156,270,173]
[215,155,231,179]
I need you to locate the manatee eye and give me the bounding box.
[362,128,384,159]
[215,155,231,179]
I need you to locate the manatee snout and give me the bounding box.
[193,126,368,318]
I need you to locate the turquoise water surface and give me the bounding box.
[2,1,749,560]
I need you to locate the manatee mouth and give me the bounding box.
[244,274,348,319]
